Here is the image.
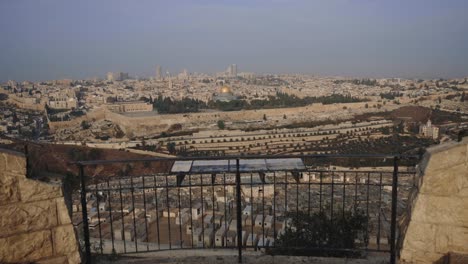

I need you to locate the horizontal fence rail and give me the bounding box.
[74,154,419,264]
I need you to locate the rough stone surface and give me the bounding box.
[0,148,80,264]
[37,256,69,264]
[0,200,58,237]
[56,197,72,225]
[0,230,53,263]
[53,225,79,255]
[399,139,468,264]
[0,151,23,206]
[19,177,63,202]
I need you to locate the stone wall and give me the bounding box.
[0,148,81,264]
[399,138,468,263]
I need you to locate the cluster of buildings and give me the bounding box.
[0,103,45,139]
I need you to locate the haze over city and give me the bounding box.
[1,1,468,264]
[1,0,468,81]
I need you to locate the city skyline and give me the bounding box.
[1,0,468,81]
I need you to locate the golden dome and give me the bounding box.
[220,86,232,94]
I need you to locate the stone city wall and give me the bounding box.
[0,148,80,264]
[50,102,397,137]
[399,138,468,263]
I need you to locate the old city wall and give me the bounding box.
[49,102,394,137]
[48,108,107,131]
[399,138,468,263]
[99,104,339,136]
[0,149,80,264]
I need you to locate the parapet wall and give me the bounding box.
[0,149,80,263]
[399,138,468,263]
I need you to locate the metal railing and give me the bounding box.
[75,154,419,264]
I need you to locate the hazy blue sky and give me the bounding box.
[1,0,467,81]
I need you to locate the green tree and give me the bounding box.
[81,120,91,130]
[166,142,176,154]
[217,120,225,129]
[263,114,267,121]
[272,211,367,257]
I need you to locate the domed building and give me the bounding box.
[213,86,239,102]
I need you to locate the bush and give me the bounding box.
[270,210,368,257]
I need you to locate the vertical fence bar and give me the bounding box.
[188,174,194,249]
[106,180,115,253]
[390,156,399,264]
[250,173,254,247]
[79,164,92,263]
[235,158,242,263]
[330,170,334,224]
[152,175,161,250]
[118,179,126,253]
[200,175,205,248]
[142,176,149,251]
[223,173,228,239]
[130,175,138,252]
[165,174,172,249]
[273,172,276,242]
[307,172,311,216]
[211,174,216,249]
[319,171,323,213]
[342,172,346,218]
[365,172,370,250]
[354,172,358,213]
[94,182,103,254]
[178,183,183,249]
[377,172,383,250]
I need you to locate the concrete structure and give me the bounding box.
[107,72,129,82]
[156,65,162,81]
[419,119,439,140]
[399,138,468,263]
[0,149,80,263]
[106,101,153,113]
[48,96,77,110]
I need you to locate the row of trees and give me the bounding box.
[380,92,403,100]
[333,78,378,86]
[153,96,207,114]
[150,93,368,114]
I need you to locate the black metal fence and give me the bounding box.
[75,154,418,264]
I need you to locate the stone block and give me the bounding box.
[0,151,27,176]
[425,144,467,172]
[37,256,68,264]
[420,163,468,196]
[0,200,57,238]
[0,230,53,263]
[402,222,436,253]
[401,249,445,263]
[19,177,63,202]
[56,198,72,225]
[52,225,79,256]
[410,251,445,264]
[411,194,468,226]
[442,226,468,253]
[0,173,20,206]
[67,250,82,264]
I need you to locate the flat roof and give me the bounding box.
[171,158,305,173]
